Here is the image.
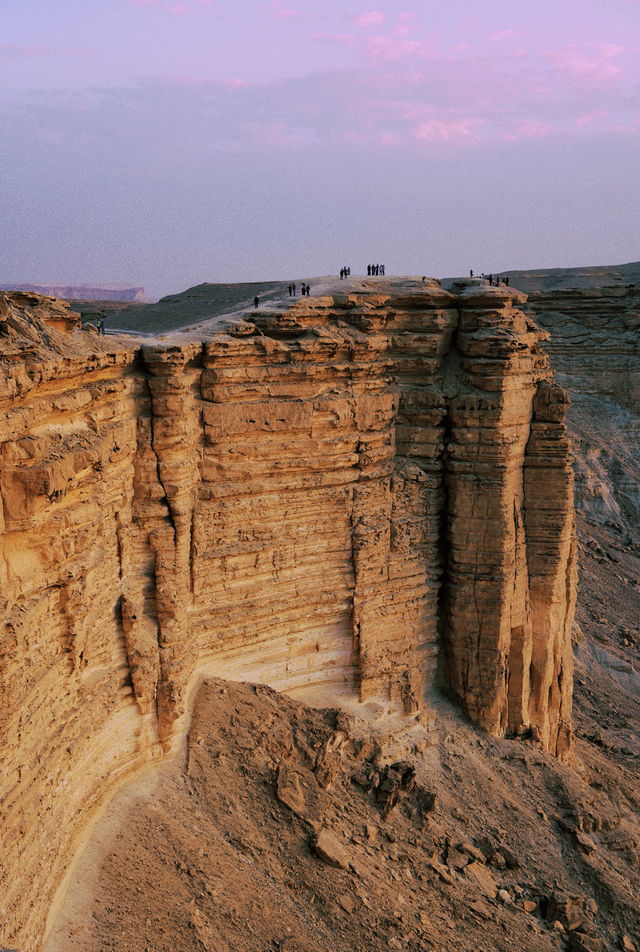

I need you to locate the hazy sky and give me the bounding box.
[2,0,639,299]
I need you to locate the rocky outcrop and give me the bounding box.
[0,281,576,949]
[525,283,640,530]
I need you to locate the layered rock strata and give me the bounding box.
[525,283,640,528]
[0,281,576,949]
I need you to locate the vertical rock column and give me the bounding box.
[342,295,428,711]
[140,343,203,746]
[524,380,577,758]
[344,289,459,711]
[444,285,575,751]
[386,288,459,694]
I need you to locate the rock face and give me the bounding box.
[0,280,576,949]
[525,283,640,529]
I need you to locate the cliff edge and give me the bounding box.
[0,279,577,948]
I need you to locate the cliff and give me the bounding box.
[0,279,577,949]
[525,282,640,528]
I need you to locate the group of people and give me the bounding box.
[339,266,351,279]
[367,264,385,276]
[286,283,311,296]
[470,269,510,286]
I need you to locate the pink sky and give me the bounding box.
[1,0,638,297]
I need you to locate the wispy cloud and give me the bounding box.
[487,29,520,43]
[269,2,300,20]
[127,0,213,10]
[354,11,386,29]
[412,117,483,143]
[3,8,638,154]
[542,43,625,85]
[393,12,420,37]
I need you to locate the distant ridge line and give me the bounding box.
[0,282,148,303]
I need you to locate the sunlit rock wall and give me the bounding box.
[0,282,576,949]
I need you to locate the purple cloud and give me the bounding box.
[354,11,386,28]
[269,2,300,20]
[487,29,521,43]
[542,43,625,85]
[127,0,213,10]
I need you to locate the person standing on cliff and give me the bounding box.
[254,296,259,308]
[470,269,474,277]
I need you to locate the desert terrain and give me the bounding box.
[1,267,639,951]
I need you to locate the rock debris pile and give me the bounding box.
[46,678,640,952]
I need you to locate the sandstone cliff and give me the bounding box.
[525,282,640,529]
[0,280,576,949]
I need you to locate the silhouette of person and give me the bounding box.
[254,296,259,308]
[367,265,371,276]
[306,284,311,295]
[470,269,474,278]
[292,283,296,295]
[288,284,293,296]
[381,264,385,276]
[489,274,493,286]
[505,276,509,286]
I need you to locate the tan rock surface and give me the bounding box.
[0,280,577,948]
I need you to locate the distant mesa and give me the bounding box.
[0,282,148,303]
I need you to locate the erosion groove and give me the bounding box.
[0,280,576,949]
